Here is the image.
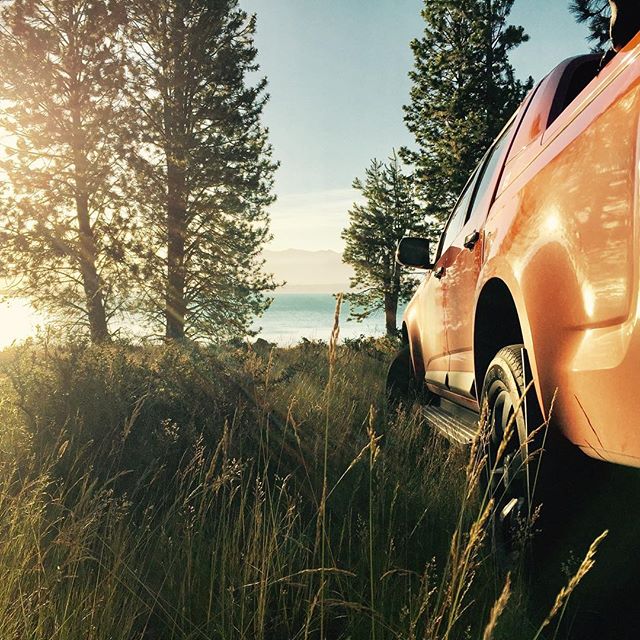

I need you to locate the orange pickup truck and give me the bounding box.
[390,33,640,523]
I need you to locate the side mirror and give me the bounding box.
[396,237,432,269]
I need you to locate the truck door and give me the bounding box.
[444,123,515,401]
[422,171,480,392]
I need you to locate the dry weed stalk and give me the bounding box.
[535,529,609,639]
[432,498,494,640]
[408,563,438,640]
[482,573,512,640]
[326,432,383,502]
[328,293,343,368]
[368,404,379,640]
[492,380,535,470]
[465,412,487,501]
[319,293,343,640]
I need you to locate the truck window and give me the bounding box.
[437,118,515,259]
[465,122,514,224]
[547,55,600,127]
[437,170,480,259]
[507,54,600,161]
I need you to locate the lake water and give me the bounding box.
[252,293,403,345]
[0,293,401,347]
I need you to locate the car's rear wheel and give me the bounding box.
[386,346,415,407]
[386,345,431,410]
[480,344,544,557]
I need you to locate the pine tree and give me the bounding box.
[0,0,132,342]
[342,153,434,337]
[570,0,611,51]
[404,0,532,224]
[126,0,277,341]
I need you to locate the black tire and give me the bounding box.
[386,345,431,411]
[386,346,415,408]
[480,344,544,556]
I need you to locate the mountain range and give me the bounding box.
[262,249,354,293]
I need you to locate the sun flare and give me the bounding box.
[0,300,41,349]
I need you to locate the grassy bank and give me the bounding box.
[0,334,606,639]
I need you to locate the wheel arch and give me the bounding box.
[473,278,536,407]
[401,319,425,381]
[401,322,409,346]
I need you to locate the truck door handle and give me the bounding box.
[434,266,446,279]
[463,230,480,250]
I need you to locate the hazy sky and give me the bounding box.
[241,0,592,251]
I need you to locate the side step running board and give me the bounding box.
[422,399,479,445]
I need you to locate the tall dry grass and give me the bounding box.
[0,332,606,639]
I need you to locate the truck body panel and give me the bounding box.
[403,33,640,466]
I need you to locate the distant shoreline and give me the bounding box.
[274,285,349,294]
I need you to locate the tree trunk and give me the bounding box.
[164,3,188,341]
[384,292,398,337]
[75,192,110,343]
[165,160,187,340]
[71,113,110,343]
